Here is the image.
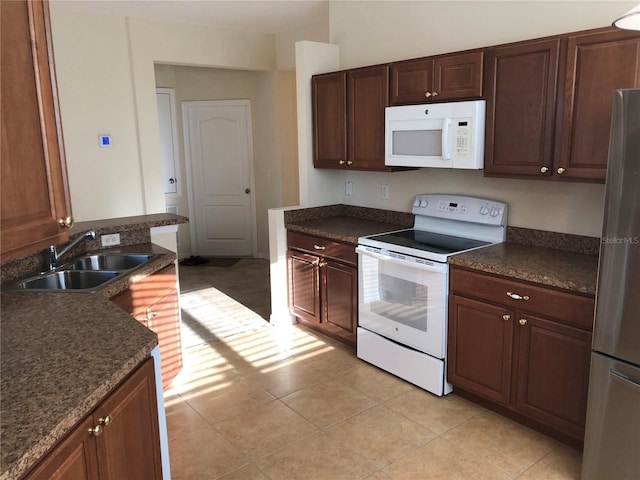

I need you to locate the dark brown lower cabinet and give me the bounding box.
[287,231,357,347]
[25,358,162,480]
[112,264,182,390]
[448,266,593,449]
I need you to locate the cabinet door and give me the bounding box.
[287,249,321,324]
[483,39,561,178]
[433,51,483,101]
[111,265,182,391]
[347,65,389,170]
[448,294,514,405]
[1,0,72,262]
[322,260,357,346]
[558,29,640,181]
[312,72,347,168]
[93,358,162,480]
[26,416,98,480]
[515,313,592,443]
[390,57,434,105]
[147,289,182,390]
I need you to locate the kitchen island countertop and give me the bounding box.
[0,243,175,480]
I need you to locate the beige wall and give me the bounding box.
[48,2,308,258]
[49,7,145,221]
[154,64,289,258]
[295,0,636,237]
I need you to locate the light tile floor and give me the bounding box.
[167,259,582,480]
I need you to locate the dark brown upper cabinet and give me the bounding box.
[484,27,640,183]
[390,51,483,105]
[483,38,562,178]
[312,65,408,171]
[312,71,347,169]
[557,28,640,181]
[1,0,73,263]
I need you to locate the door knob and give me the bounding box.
[540,166,549,174]
[557,167,566,175]
[245,188,251,194]
[519,319,527,326]
[169,178,176,184]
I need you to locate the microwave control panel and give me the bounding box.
[455,118,472,159]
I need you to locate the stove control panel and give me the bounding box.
[412,194,508,226]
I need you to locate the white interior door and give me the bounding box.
[156,88,180,195]
[183,100,255,257]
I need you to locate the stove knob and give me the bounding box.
[490,207,501,217]
[480,206,490,215]
[420,199,428,208]
[413,199,421,208]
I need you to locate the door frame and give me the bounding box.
[182,99,257,258]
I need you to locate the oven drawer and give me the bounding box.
[450,267,594,330]
[287,231,357,265]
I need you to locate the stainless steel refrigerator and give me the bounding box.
[582,89,640,479]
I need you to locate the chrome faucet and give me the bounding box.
[47,230,96,271]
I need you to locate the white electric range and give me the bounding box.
[356,194,508,395]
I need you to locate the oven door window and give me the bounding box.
[358,249,447,358]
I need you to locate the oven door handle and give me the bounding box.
[356,246,447,273]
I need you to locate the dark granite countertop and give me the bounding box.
[286,215,412,245]
[284,204,413,245]
[284,205,599,296]
[0,244,176,480]
[448,243,599,296]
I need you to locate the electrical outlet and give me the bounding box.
[101,233,121,247]
[346,181,353,196]
[381,184,389,199]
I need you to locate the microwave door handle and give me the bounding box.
[441,118,452,160]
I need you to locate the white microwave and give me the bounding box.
[385,100,485,169]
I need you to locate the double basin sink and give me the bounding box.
[11,253,158,292]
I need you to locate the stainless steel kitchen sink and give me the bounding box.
[7,252,160,292]
[14,270,121,291]
[63,253,156,272]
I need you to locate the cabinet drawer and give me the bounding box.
[450,267,594,330]
[287,231,356,265]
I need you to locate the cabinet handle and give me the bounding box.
[432,91,439,97]
[502,314,511,321]
[58,216,74,228]
[318,261,327,268]
[313,244,326,250]
[88,424,104,436]
[339,160,345,165]
[346,160,353,166]
[149,311,159,318]
[169,178,176,184]
[98,415,112,426]
[425,92,432,98]
[507,291,530,301]
[540,166,549,174]
[557,167,566,175]
[519,318,527,326]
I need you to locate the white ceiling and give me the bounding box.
[55,0,329,34]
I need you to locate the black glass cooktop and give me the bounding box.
[367,229,490,254]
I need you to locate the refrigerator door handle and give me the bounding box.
[610,368,640,393]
